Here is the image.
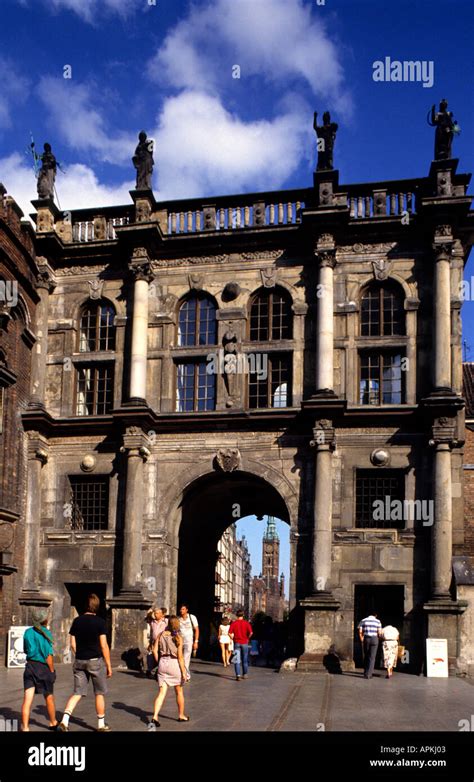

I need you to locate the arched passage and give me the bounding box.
[176,470,292,655]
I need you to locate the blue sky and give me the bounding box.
[0,1,473,334]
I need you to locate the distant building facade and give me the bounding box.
[215,524,251,616]
[251,517,286,621]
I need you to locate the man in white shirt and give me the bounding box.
[178,604,199,681]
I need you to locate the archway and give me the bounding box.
[176,471,292,655]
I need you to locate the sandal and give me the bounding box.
[178,716,190,722]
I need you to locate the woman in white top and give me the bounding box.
[381,624,400,678]
[218,617,233,667]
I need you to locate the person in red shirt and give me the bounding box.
[229,611,253,681]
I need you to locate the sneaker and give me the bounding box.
[97,724,111,732]
[242,674,248,679]
[236,675,241,681]
[57,723,69,732]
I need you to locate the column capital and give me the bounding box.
[314,249,336,269]
[26,431,49,463]
[35,259,57,293]
[310,420,336,450]
[121,426,152,459]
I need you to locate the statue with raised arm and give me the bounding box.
[313,111,338,171]
[36,143,57,200]
[429,99,457,160]
[132,130,154,191]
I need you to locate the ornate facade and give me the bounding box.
[2,152,474,673]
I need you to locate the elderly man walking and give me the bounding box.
[21,609,59,731]
[358,611,382,679]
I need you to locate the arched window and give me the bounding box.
[79,300,116,352]
[249,287,293,341]
[360,282,405,336]
[178,293,217,346]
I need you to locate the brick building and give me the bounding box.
[250,517,286,621]
[0,185,40,657]
[2,119,474,674]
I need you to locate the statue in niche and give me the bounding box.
[36,143,57,199]
[223,326,239,406]
[313,111,338,171]
[429,99,460,160]
[132,131,154,190]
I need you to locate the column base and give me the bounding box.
[122,397,148,408]
[18,590,52,607]
[298,596,342,672]
[423,598,468,675]
[108,593,153,666]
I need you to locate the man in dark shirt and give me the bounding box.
[58,594,112,731]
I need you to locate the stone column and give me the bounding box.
[29,261,56,409]
[310,421,335,595]
[21,433,49,595]
[433,230,453,392]
[299,421,341,672]
[120,427,151,596]
[314,236,336,395]
[429,417,456,600]
[128,249,154,405]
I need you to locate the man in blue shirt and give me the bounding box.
[21,609,58,731]
[358,612,382,679]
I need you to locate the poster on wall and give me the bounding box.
[7,626,28,668]
[426,638,449,678]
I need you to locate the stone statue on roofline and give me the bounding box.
[132,130,154,190]
[36,143,57,200]
[313,111,338,171]
[429,99,460,160]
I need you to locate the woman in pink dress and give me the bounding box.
[149,616,189,728]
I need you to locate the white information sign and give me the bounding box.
[7,626,29,668]
[426,638,448,678]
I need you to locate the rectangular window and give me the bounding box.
[176,361,216,412]
[68,476,109,531]
[76,364,114,415]
[249,354,291,409]
[359,351,403,405]
[355,470,405,529]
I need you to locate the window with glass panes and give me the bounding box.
[359,351,404,405]
[178,295,217,346]
[68,476,109,531]
[79,301,116,352]
[76,364,114,415]
[355,470,405,528]
[249,354,291,409]
[361,283,404,336]
[176,361,216,412]
[250,289,292,341]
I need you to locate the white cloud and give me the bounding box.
[37,78,134,163]
[0,58,30,129]
[148,0,351,113]
[0,153,132,218]
[17,0,142,24]
[153,91,310,198]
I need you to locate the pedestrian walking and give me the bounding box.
[149,615,189,728]
[21,609,58,732]
[381,624,400,678]
[146,607,168,678]
[218,617,233,667]
[229,610,253,681]
[358,611,382,679]
[178,604,199,681]
[58,593,113,732]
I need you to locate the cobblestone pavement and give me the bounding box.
[0,660,472,732]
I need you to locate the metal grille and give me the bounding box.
[68,476,109,531]
[176,361,216,411]
[355,470,405,528]
[249,354,291,409]
[79,301,116,352]
[178,296,217,346]
[359,351,403,404]
[250,290,292,341]
[76,364,114,415]
[361,284,404,336]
